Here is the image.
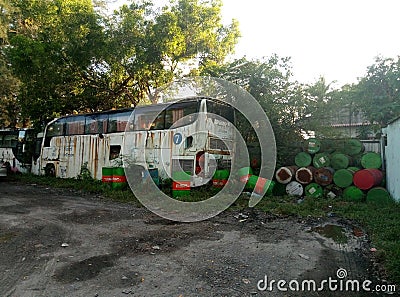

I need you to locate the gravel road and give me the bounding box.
[0,180,391,297]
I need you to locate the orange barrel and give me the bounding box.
[353,169,383,190]
[212,169,229,188]
[313,167,334,186]
[275,166,298,184]
[102,167,113,185]
[112,167,127,190]
[295,167,313,185]
[238,167,253,184]
[286,181,304,196]
[172,171,191,197]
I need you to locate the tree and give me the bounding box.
[5,0,105,125]
[200,55,305,166]
[92,0,240,105]
[354,56,400,126]
[0,0,21,128]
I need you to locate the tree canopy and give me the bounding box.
[0,0,239,126]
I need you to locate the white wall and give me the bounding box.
[385,118,400,202]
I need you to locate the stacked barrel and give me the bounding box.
[274,138,391,203]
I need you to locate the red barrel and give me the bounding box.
[353,169,383,190]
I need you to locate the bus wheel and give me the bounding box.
[44,164,56,177]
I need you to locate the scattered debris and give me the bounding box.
[242,278,250,284]
[61,243,69,247]
[370,247,377,252]
[152,245,161,250]
[298,253,310,260]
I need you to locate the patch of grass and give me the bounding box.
[13,174,140,206]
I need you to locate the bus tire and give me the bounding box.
[44,164,56,177]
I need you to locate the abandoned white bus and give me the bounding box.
[31,97,235,184]
[0,129,35,176]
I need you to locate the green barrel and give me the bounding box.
[330,153,350,170]
[172,171,191,198]
[247,175,272,196]
[272,182,287,196]
[304,183,323,198]
[238,167,253,184]
[343,139,364,156]
[347,167,360,174]
[366,187,392,204]
[112,167,127,190]
[149,168,160,186]
[333,169,353,188]
[102,167,113,185]
[361,152,382,169]
[295,152,312,167]
[304,138,321,154]
[212,169,229,188]
[313,153,330,168]
[343,186,365,202]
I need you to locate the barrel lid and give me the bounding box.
[366,187,392,204]
[330,153,350,170]
[304,183,323,198]
[361,152,382,169]
[304,138,321,154]
[313,153,330,168]
[275,167,294,184]
[343,139,364,156]
[295,152,312,167]
[295,167,313,184]
[313,167,333,186]
[286,181,304,196]
[343,186,364,202]
[333,169,353,188]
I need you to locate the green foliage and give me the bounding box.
[1,0,239,125]
[353,56,400,126]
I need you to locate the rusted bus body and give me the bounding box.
[125,106,234,185]
[0,129,35,174]
[32,98,235,183]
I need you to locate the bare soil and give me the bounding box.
[0,180,393,297]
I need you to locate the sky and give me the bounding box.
[109,0,400,86]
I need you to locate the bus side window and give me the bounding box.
[66,116,85,135]
[44,119,65,147]
[109,145,121,160]
[165,101,198,129]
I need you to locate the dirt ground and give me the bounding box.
[0,180,396,297]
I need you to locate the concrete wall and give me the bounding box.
[385,117,400,202]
